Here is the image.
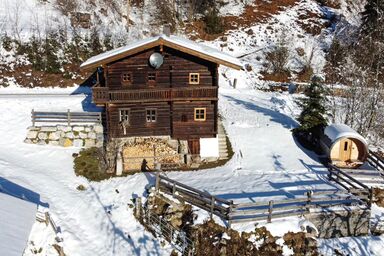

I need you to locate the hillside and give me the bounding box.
[0,0,366,88]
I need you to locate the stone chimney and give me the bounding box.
[163,24,171,37]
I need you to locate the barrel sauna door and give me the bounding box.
[339,138,352,162]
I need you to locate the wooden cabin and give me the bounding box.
[320,124,368,168]
[80,34,242,154]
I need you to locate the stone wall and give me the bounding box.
[305,206,370,238]
[24,125,104,148]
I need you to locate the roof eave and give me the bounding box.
[80,37,243,71]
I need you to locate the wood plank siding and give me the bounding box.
[92,45,219,141]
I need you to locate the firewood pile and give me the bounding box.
[123,138,180,171]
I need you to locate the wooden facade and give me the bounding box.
[81,35,241,153]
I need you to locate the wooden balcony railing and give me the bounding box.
[92,86,218,104]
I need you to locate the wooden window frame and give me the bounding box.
[189,73,200,85]
[147,72,157,87]
[121,72,132,86]
[146,108,157,123]
[194,108,206,121]
[119,108,130,123]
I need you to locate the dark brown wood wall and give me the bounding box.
[172,101,216,139]
[107,103,171,138]
[103,45,219,141]
[106,46,216,90]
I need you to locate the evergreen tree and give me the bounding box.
[361,0,384,39]
[204,7,224,34]
[44,31,61,74]
[90,27,103,55]
[295,76,328,133]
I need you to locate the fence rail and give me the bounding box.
[327,164,373,205]
[31,109,102,126]
[154,173,365,227]
[367,150,384,175]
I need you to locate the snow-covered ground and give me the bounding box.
[1,79,383,255]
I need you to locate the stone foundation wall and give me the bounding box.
[25,125,104,148]
[305,206,370,238]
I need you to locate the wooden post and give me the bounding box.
[153,145,157,169]
[98,112,102,124]
[306,190,312,211]
[155,172,160,194]
[67,109,71,126]
[369,188,373,208]
[135,197,142,220]
[172,182,176,196]
[268,200,273,223]
[233,78,237,88]
[228,200,234,229]
[31,109,35,127]
[210,196,215,219]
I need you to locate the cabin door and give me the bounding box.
[339,138,352,162]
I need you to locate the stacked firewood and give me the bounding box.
[123,138,180,171]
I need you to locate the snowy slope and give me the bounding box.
[1,78,383,255]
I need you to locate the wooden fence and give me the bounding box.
[327,164,373,205]
[367,150,384,175]
[154,173,364,227]
[31,109,102,126]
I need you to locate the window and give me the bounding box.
[189,73,200,84]
[146,108,157,123]
[344,141,348,151]
[194,108,206,121]
[119,108,130,123]
[147,72,156,85]
[121,72,132,85]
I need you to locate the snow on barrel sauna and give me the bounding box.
[320,124,368,169]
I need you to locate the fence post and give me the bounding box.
[67,109,71,126]
[210,196,215,219]
[306,190,312,211]
[155,172,160,194]
[135,197,142,220]
[98,112,102,124]
[369,188,373,208]
[172,182,176,196]
[228,200,234,229]
[268,200,273,223]
[233,78,237,88]
[31,109,35,127]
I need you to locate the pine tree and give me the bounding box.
[295,76,328,133]
[361,0,384,39]
[44,31,61,74]
[90,27,103,55]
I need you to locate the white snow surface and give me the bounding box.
[1,79,383,254]
[200,137,219,158]
[324,123,368,146]
[0,192,37,256]
[80,34,243,70]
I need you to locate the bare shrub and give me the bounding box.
[55,0,77,15]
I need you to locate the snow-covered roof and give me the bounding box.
[80,34,243,70]
[0,192,37,256]
[324,124,368,146]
